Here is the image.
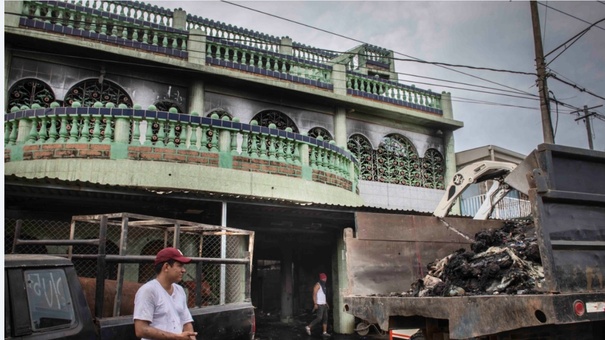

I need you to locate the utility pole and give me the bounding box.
[530,0,555,144]
[572,104,602,150]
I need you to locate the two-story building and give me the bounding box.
[4,0,463,333]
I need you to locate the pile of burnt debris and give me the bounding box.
[407,220,545,297]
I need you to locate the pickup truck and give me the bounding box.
[5,213,256,340]
[343,144,605,339]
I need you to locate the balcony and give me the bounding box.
[4,102,363,206]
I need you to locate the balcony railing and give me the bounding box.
[11,0,444,115]
[460,194,531,219]
[5,103,358,193]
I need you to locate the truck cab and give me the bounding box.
[4,254,98,339]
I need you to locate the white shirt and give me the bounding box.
[133,279,193,340]
[316,282,327,305]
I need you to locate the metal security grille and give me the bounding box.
[5,213,254,314]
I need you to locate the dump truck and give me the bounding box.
[5,213,256,340]
[343,143,605,339]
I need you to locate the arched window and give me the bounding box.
[7,78,55,110]
[307,127,333,141]
[421,148,445,189]
[64,78,132,107]
[375,134,420,185]
[251,110,299,132]
[347,134,375,181]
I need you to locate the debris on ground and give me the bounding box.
[408,219,545,297]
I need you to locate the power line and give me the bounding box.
[549,73,605,101]
[537,2,605,31]
[220,0,538,98]
[545,17,605,59]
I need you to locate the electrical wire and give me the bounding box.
[219,0,538,97]
[545,17,605,59]
[537,2,605,31]
[549,73,605,101]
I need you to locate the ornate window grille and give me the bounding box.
[307,127,333,141]
[251,110,299,133]
[64,78,132,108]
[347,134,375,181]
[347,134,444,188]
[7,78,55,110]
[421,148,445,189]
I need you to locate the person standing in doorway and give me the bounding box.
[134,247,198,340]
[305,272,330,337]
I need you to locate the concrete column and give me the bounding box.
[188,29,206,66]
[172,9,187,30]
[189,81,204,115]
[5,1,23,28]
[332,64,347,96]
[5,43,12,101]
[332,229,355,334]
[280,246,294,323]
[444,129,460,215]
[440,91,453,120]
[333,107,347,149]
[279,36,293,56]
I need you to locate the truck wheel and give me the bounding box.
[355,321,370,336]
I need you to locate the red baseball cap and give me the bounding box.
[155,247,192,265]
[319,273,327,280]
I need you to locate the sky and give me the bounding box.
[149,0,605,156]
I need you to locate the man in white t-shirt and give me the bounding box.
[134,247,198,340]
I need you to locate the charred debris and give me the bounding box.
[402,220,545,297]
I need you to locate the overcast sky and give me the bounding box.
[154,1,605,155]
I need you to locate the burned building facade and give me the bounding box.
[4,0,463,333]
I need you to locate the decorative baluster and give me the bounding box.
[142,29,149,44]
[100,19,107,35]
[284,128,293,164]
[5,121,12,145]
[131,117,141,145]
[172,35,178,49]
[34,4,42,21]
[267,125,277,161]
[140,119,151,145]
[103,117,113,143]
[26,118,38,144]
[276,137,284,162]
[56,8,64,26]
[59,116,69,142]
[167,121,176,147]
[240,131,249,157]
[162,35,168,48]
[230,130,238,155]
[47,116,58,143]
[188,123,198,150]
[259,134,268,159]
[152,32,158,46]
[180,39,186,51]
[76,115,88,142]
[8,121,18,145]
[68,10,75,28]
[209,127,218,152]
[200,125,209,151]
[23,2,31,17]
[111,23,118,37]
[90,116,101,143]
[44,5,52,23]
[155,121,166,147]
[37,117,48,144]
[309,145,318,169]
[89,16,97,33]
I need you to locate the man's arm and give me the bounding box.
[312,283,320,310]
[134,319,197,340]
[183,322,196,340]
